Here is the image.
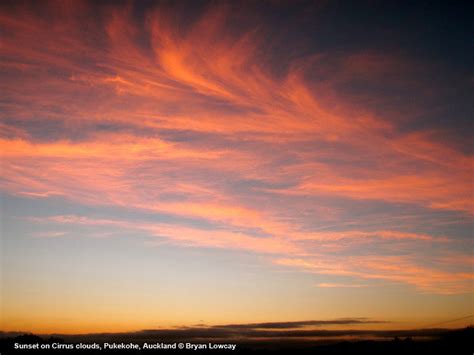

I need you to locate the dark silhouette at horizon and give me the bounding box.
[1,326,473,354]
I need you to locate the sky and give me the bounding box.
[0,0,473,334]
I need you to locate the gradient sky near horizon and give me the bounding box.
[1,0,473,334]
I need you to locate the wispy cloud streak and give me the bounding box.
[0,1,472,295]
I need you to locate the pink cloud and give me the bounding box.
[1,2,472,295]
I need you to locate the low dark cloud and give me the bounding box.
[0,318,396,342]
[210,318,386,330]
[0,320,463,344]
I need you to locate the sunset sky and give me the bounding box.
[1,0,473,334]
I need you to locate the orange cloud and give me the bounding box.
[1,1,472,295]
[29,213,468,294]
[276,257,473,295]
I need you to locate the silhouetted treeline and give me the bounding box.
[1,327,472,354]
